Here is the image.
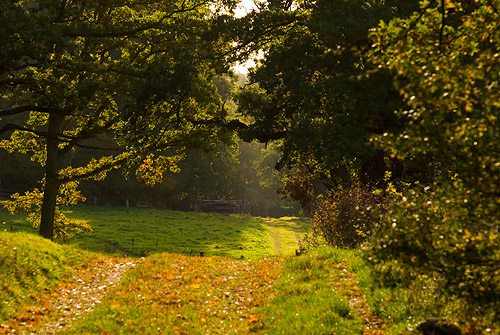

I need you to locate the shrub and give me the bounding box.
[363,180,500,332]
[308,183,384,249]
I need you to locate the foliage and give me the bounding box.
[364,181,500,330]
[0,232,97,323]
[2,182,91,239]
[0,0,240,238]
[233,141,298,217]
[365,0,500,329]
[277,166,320,213]
[236,0,410,187]
[74,140,295,217]
[309,183,383,249]
[135,154,184,187]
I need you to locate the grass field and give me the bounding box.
[0,206,474,334]
[0,206,310,258]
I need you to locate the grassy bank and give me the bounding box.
[259,248,469,335]
[0,232,99,323]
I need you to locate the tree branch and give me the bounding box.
[0,123,121,152]
[58,155,128,183]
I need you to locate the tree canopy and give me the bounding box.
[236,0,419,188]
[364,0,500,323]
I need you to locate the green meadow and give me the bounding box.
[0,206,309,259]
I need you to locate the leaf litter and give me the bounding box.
[3,251,382,334]
[66,254,283,334]
[3,257,137,334]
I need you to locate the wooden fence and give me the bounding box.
[201,200,250,215]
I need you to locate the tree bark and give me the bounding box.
[39,114,63,240]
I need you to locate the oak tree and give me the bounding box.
[0,0,238,239]
[236,0,416,188]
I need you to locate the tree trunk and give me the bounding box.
[39,114,63,240]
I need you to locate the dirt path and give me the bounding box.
[5,258,137,334]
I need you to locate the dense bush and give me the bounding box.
[364,180,500,332]
[307,184,384,248]
[363,1,500,331]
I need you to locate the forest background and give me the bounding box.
[0,74,296,218]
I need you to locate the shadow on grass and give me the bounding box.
[0,209,38,235]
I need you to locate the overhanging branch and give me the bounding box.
[57,155,128,183]
[0,123,121,152]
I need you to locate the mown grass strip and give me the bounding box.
[263,217,309,256]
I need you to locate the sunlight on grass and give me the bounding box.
[65,207,277,258]
[263,217,309,256]
[0,206,310,259]
[259,247,366,334]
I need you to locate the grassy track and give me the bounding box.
[59,255,282,334]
